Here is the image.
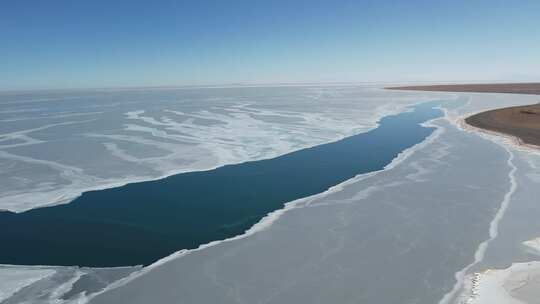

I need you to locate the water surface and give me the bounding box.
[0,102,442,267]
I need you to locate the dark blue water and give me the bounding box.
[0,102,442,267]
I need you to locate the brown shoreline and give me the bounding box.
[386,83,540,148]
[466,103,540,147]
[386,82,540,95]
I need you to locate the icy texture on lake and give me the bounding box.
[0,85,442,212]
[88,93,538,304]
[3,88,540,303]
[0,267,54,302]
[438,94,540,304]
[0,265,139,304]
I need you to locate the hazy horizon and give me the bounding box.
[2,0,540,90]
[4,79,540,94]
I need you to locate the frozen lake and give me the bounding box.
[0,102,441,267]
[0,85,439,212]
[2,86,539,304]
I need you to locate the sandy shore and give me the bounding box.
[387,83,540,95]
[465,104,540,147]
[387,83,540,149]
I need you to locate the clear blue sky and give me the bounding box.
[1,0,539,90]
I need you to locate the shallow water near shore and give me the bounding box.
[0,102,442,267]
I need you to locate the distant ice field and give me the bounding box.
[87,113,512,304]
[0,101,442,268]
[88,92,540,304]
[0,85,445,212]
[2,87,540,303]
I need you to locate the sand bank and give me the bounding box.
[465,104,540,148]
[387,83,540,149]
[387,83,540,95]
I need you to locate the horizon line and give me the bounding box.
[1,79,536,94]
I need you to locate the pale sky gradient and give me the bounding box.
[1,0,539,90]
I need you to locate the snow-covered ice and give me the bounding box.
[0,85,445,212]
[3,86,540,304]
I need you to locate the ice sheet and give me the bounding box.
[4,88,540,304]
[458,261,540,304]
[0,266,55,302]
[449,151,540,304]
[0,265,139,304]
[0,85,445,212]
[89,105,514,304]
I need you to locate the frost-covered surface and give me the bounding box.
[88,93,540,304]
[523,238,540,256]
[438,92,540,304]
[3,88,540,304]
[0,265,139,304]
[457,261,540,304]
[0,266,54,302]
[0,85,443,212]
[448,151,540,304]
[89,102,515,304]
